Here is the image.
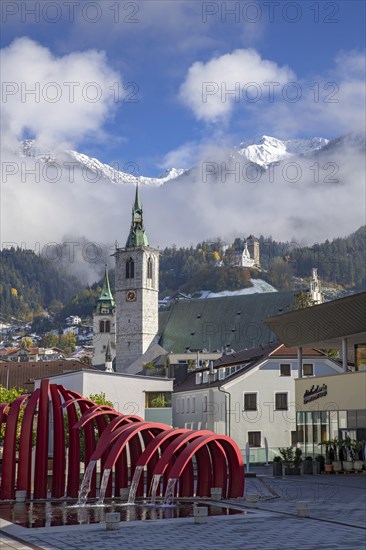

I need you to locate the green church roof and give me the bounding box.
[95,266,115,314]
[126,184,149,248]
[158,291,295,353]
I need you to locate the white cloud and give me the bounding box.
[1,37,122,150]
[179,48,366,139]
[179,48,295,122]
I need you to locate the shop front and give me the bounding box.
[295,371,366,457]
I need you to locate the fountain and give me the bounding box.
[96,469,112,505]
[127,466,144,505]
[163,478,177,506]
[76,460,96,506]
[149,474,161,505]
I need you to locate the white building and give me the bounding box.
[36,369,173,425]
[309,268,323,304]
[172,343,344,461]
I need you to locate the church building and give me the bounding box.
[114,186,159,373]
[92,265,116,367]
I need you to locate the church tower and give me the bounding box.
[92,265,116,367]
[114,185,159,373]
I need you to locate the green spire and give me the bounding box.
[126,184,149,248]
[95,265,115,314]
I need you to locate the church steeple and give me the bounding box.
[95,265,115,314]
[126,184,149,248]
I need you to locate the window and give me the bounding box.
[248,431,261,447]
[105,320,110,333]
[291,431,297,447]
[145,392,172,408]
[99,320,105,333]
[186,398,190,413]
[147,257,153,279]
[126,258,134,279]
[280,364,291,376]
[275,392,288,411]
[196,373,202,385]
[192,397,195,413]
[303,363,314,376]
[219,368,225,380]
[203,395,208,413]
[244,393,257,411]
[203,371,209,383]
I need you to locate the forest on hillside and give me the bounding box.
[1,227,364,322]
[0,248,82,321]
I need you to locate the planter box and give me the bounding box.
[342,461,354,472]
[354,460,364,472]
[332,461,342,473]
[284,467,301,476]
[313,462,321,475]
[303,461,313,475]
[272,462,283,477]
[324,463,333,473]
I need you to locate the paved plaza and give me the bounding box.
[1,469,365,550]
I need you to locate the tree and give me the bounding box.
[294,291,315,310]
[20,336,33,349]
[88,391,113,408]
[0,385,28,448]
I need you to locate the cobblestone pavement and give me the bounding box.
[0,472,365,550]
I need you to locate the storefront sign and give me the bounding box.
[303,383,327,404]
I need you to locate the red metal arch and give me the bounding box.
[167,434,244,498]
[103,422,170,470]
[1,393,30,499]
[0,381,245,501]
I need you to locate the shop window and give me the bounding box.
[275,392,288,410]
[280,364,291,376]
[248,431,261,447]
[244,393,257,411]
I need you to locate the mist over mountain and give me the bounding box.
[1,132,365,254]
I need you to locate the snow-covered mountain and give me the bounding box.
[19,140,189,187]
[234,135,329,168]
[18,132,363,186]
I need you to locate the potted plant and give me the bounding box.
[343,437,355,472]
[279,447,302,475]
[272,456,283,477]
[319,440,334,473]
[303,456,313,475]
[314,454,324,474]
[353,441,365,472]
[331,437,343,473]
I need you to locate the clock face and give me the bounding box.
[126,290,137,302]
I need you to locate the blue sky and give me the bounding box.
[1,0,365,175]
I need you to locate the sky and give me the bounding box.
[1,0,365,272]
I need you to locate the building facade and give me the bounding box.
[173,344,344,461]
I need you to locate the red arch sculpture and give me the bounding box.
[0,380,244,501]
